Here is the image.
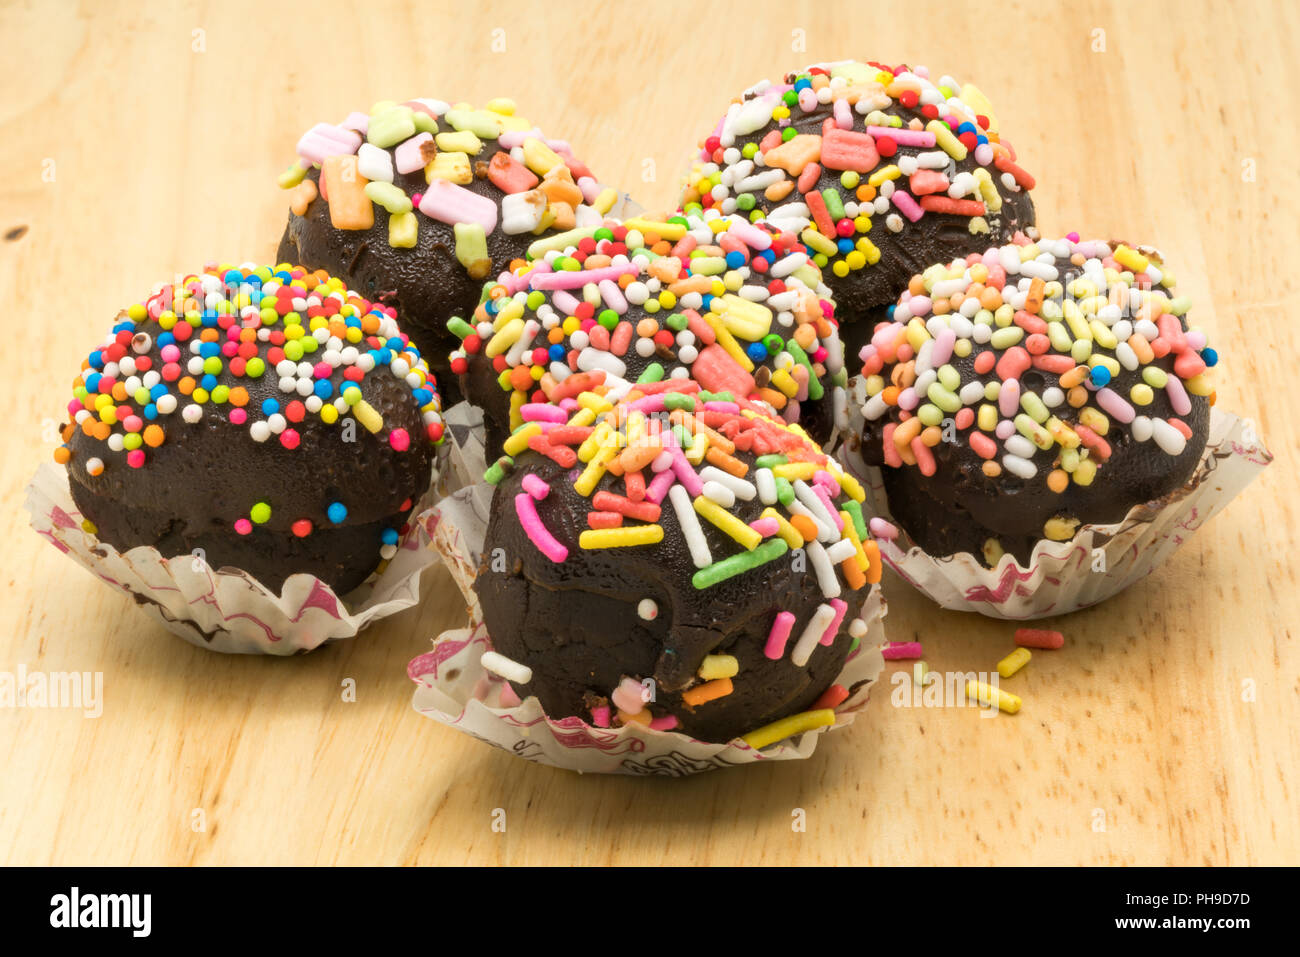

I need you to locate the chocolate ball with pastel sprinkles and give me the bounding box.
[275,98,625,399]
[680,60,1037,356]
[852,236,1217,567]
[54,264,444,595]
[449,211,848,458]
[473,387,882,746]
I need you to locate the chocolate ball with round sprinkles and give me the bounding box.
[53,263,444,595]
[680,60,1037,356]
[851,236,1217,567]
[474,385,881,746]
[449,210,849,457]
[275,97,627,398]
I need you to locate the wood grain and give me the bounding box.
[1,0,1296,865]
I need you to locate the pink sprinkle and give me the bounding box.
[868,517,898,540]
[749,517,780,537]
[234,518,252,535]
[498,683,522,708]
[515,492,568,562]
[590,705,611,728]
[644,468,676,504]
[126,449,145,468]
[1066,231,1080,242]
[280,428,301,450]
[765,611,797,660]
[229,408,248,425]
[388,427,410,451]
[521,473,550,500]
[820,598,848,646]
[522,402,568,423]
[891,190,925,223]
[649,715,679,732]
[882,642,923,660]
[1095,387,1136,424]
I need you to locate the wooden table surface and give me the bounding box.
[2,0,1296,865]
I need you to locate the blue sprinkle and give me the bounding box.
[200,373,218,391]
[381,528,399,545]
[1202,347,1218,367]
[837,237,855,254]
[313,379,334,399]
[746,342,768,363]
[143,404,158,420]
[85,372,102,391]
[150,383,168,400]
[725,251,746,269]
[327,502,348,524]
[549,344,566,361]
[1090,366,1112,388]
[262,398,280,416]
[199,341,220,358]
[88,351,104,370]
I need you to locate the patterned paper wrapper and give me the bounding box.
[26,461,442,655]
[409,416,889,776]
[837,389,1272,619]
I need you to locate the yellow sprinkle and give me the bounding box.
[770,367,799,398]
[698,654,740,680]
[580,525,664,548]
[425,151,473,185]
[684,432,710,465]
[622,217,687,241]
[387,210,418,249]
[508,389,526,433]
[577,391,613,416]
[839,511,870,571]
[694,495,761,550]
[353,400,384,433]
[741,709,835,750]
[997,647,1032,678]
[761,507,804,548]
[966,680,1021,714]
[835,469,866,503]
[714,293,773,340]
[927,119,968,160]
[1114,244,1149,274]
[566,406,596,428]
[702,311,755,373]
[277,162,307,189]
[502,422,541,457]
[867,164,902,187]
[522,137,564,176]
[592,187,618,215]
[770,462,818,481]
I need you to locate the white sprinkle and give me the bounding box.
[481,651,533,684]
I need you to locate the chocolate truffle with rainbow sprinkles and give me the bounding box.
[276,97,627,397]
[473,383,882,747]
[53,264,443,595]
[448,210,849,457]
[853,236,1218,567]
[680,60,1037,354]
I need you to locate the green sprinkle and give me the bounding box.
[663,392,695,412]
[754,454,788,469]
[844,499,867,540]
[447,316,474,339]
[250,502,271,524]
[671,424,694,449]
[821,188,845,221]
[692,539,788,589]
[665,312,688,332]
[637,362,665,384]
[775,476,795,507]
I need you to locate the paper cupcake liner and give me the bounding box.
[409,417,888,776]
[837,389,1272,619]
[26,461,442,655]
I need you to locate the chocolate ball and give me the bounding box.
[57,264,443,594]
[852,237,1216,566]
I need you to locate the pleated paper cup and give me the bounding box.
[410,413,889,775]
[27,462,441,655]
[837,390,1272,620]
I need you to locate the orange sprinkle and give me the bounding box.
[789,514,817,543]
[682,678,733,707]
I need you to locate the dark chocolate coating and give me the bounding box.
[476,452,866,743]
[853,257,1210,565]
[66,317,435,595]
[702,81,1037,331]
[277,165,533,401]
